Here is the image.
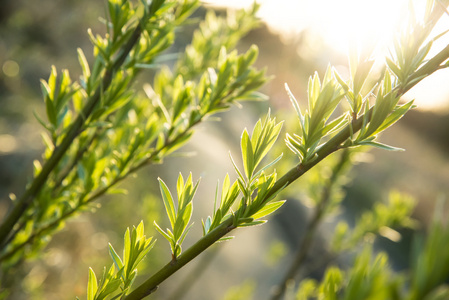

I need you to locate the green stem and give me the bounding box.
[124,219,236,300]
[123,121,356,299]
[0,13,148,248]
[167,245,220,300]
[123,43,449,299]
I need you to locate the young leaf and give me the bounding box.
[109,243,123,272]
[374,100,414,135]
[134,238,156,269]
[238,220,267,227]
[158,178,176,228]
[123,228,131,272]
[251,200,286,220]
[285,83,305,129]
[154,221,172,242]
[241,129,255,179]
[358,141,404,151]
[87,268,98,300]
[252,153,283,179]
[229,152,245,183]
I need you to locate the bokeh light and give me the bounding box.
[2,60,20,78]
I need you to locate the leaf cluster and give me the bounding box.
[224,112,285,228]
[0,0,266,267]
[4,0,449,299]
[85,222,155,300]
[285,67,346,164]
[153,112,287,246]
[154,173,199,260]
[85,1,449,299]
[178,2,260,79]
[296,214,449,300]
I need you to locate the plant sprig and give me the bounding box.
[0,1,266,266]
[154,173,199,260]
[83,221,156,300]
[120,2,449,296]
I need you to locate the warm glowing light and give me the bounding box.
[204,0,416,54]
[203,0,449,110]
[304,0,408,55]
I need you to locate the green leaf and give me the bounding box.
[361,90,398,139]
[97,277,122,300]
[163,131,194,156]
[218,236,235,242]
[251,200,286,220]
[48,65,57,99]
[41,81,57,127]
[176,173,185,207]
[154,221,173,242]
[33,110,53,132]
[125,270,137,290]
[174,202,192,240]
[87,268,98,300]
[359,141,404,151]
[134,238,156,269]
[178,222,194,246]
[219,180,240,219]
[321,113,348,137]
[240,91,269,101]
[374,100,414,135]
[386,57,402,79]
[229,152,245,183]
[241,129,254,179]
[108,188,128,195]
[253,153,283,179]
[108,243,123,272]
[285,83,305,129]
[333,67,349,92]
[202,216,212,235]
[252,116,283,169]
[353,59,375,99]
[78,48,91,87]
[180,173,200,210]
[136,221,145,241]
[238,220,267,227]
[285,133,305,160]
[412,40,432,70]
[77,162,86,184]
[158,178,176,228]
[220,176,229,211]
[123,228,131,271]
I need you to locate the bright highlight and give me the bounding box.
[203,0,449,110]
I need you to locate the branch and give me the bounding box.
[0,117,200,262]
[123,43,449,299]
[0,10,149,247]
[124,218,236,300]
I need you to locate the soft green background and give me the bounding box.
[1,1,449,299]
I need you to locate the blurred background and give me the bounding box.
[1,0,449,299]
